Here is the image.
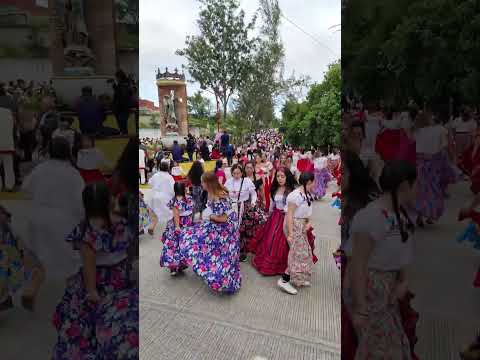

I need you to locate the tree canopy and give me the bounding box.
[281,61,341,149]
[177,0,257,122]
[343,0,480,105]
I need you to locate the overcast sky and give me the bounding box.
[139,0,340,105]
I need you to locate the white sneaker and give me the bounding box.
[303,281,311,287]
[277,278,298,295]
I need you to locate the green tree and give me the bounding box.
[187,91,215,129]
[343,0,480,104]
[282,61,341,149]
[177,0,257,124]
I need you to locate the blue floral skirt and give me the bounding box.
[160,216,193,270]
[179,214,241,293]
[52,259,138,359]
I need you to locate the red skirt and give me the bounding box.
[79,169,105,184]
[252,209,289,275]
[376,129,416,165]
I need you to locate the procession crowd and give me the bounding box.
[0,71,136,192]
[340,96,480,359]
[140,128,341,296]
[0,73,140,358]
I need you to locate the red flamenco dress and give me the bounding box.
[375,127,416,166]
[296,158,314,174]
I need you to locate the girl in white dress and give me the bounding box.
[148,160,175,222]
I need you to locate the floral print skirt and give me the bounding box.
[285,219,313,287]
[0,241,24,300]
[179,214,241,293]
[52,259,138,360]
[160,216,193,270]
[344,270,412,360]
[240,201,267,253]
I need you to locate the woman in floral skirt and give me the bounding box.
[242,161,267,253]
[344,160,417,359]
[0,206,25,311]
[139,190,157,236]
[52,183,138,359]
[160,182,194,276]
[179,172,241,294]
[278,172,316,295]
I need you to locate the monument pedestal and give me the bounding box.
[51,75,114,107]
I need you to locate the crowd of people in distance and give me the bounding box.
[140,128,342,296]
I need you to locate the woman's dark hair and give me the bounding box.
[49,137,71,161]
[214,159,223,173]
[159,161,170,173]
[341,150,380,215]
[270,166,297,202]
[188,161,204,186]
[298,172,315,206]
[82,182,111,226]
[230,163,245,177]
[174,182,186,197]
[379,160,417,242]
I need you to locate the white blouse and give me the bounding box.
[345,201,413,271]
[286,189,312,219]
[415,126,442,155]
[225,177,257,204]
[314,157,327,169]
[269,192,288,212]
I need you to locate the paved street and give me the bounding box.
[139,182,342,360]
[411,181,480,359]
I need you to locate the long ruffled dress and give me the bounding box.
[160,196,194,271]
[179,198,241,293]
[416,153,445,221]
[313,167,332,198]
[52,219,138,360]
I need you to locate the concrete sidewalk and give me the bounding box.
[411,182,480,359]
[139,184,342,360]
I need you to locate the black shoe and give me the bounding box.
[240,254,247,262]
[0,296,13,311]
[21,294,35,311]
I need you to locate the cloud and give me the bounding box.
[139,0,340,106]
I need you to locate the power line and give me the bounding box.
[280,12,339,58]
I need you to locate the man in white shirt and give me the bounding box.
[0,107,16,191]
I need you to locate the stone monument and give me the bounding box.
[49,0,117,106]
[157,67,188,136]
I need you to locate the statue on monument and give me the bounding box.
[163,90,179,132]
[62,0,95,70]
